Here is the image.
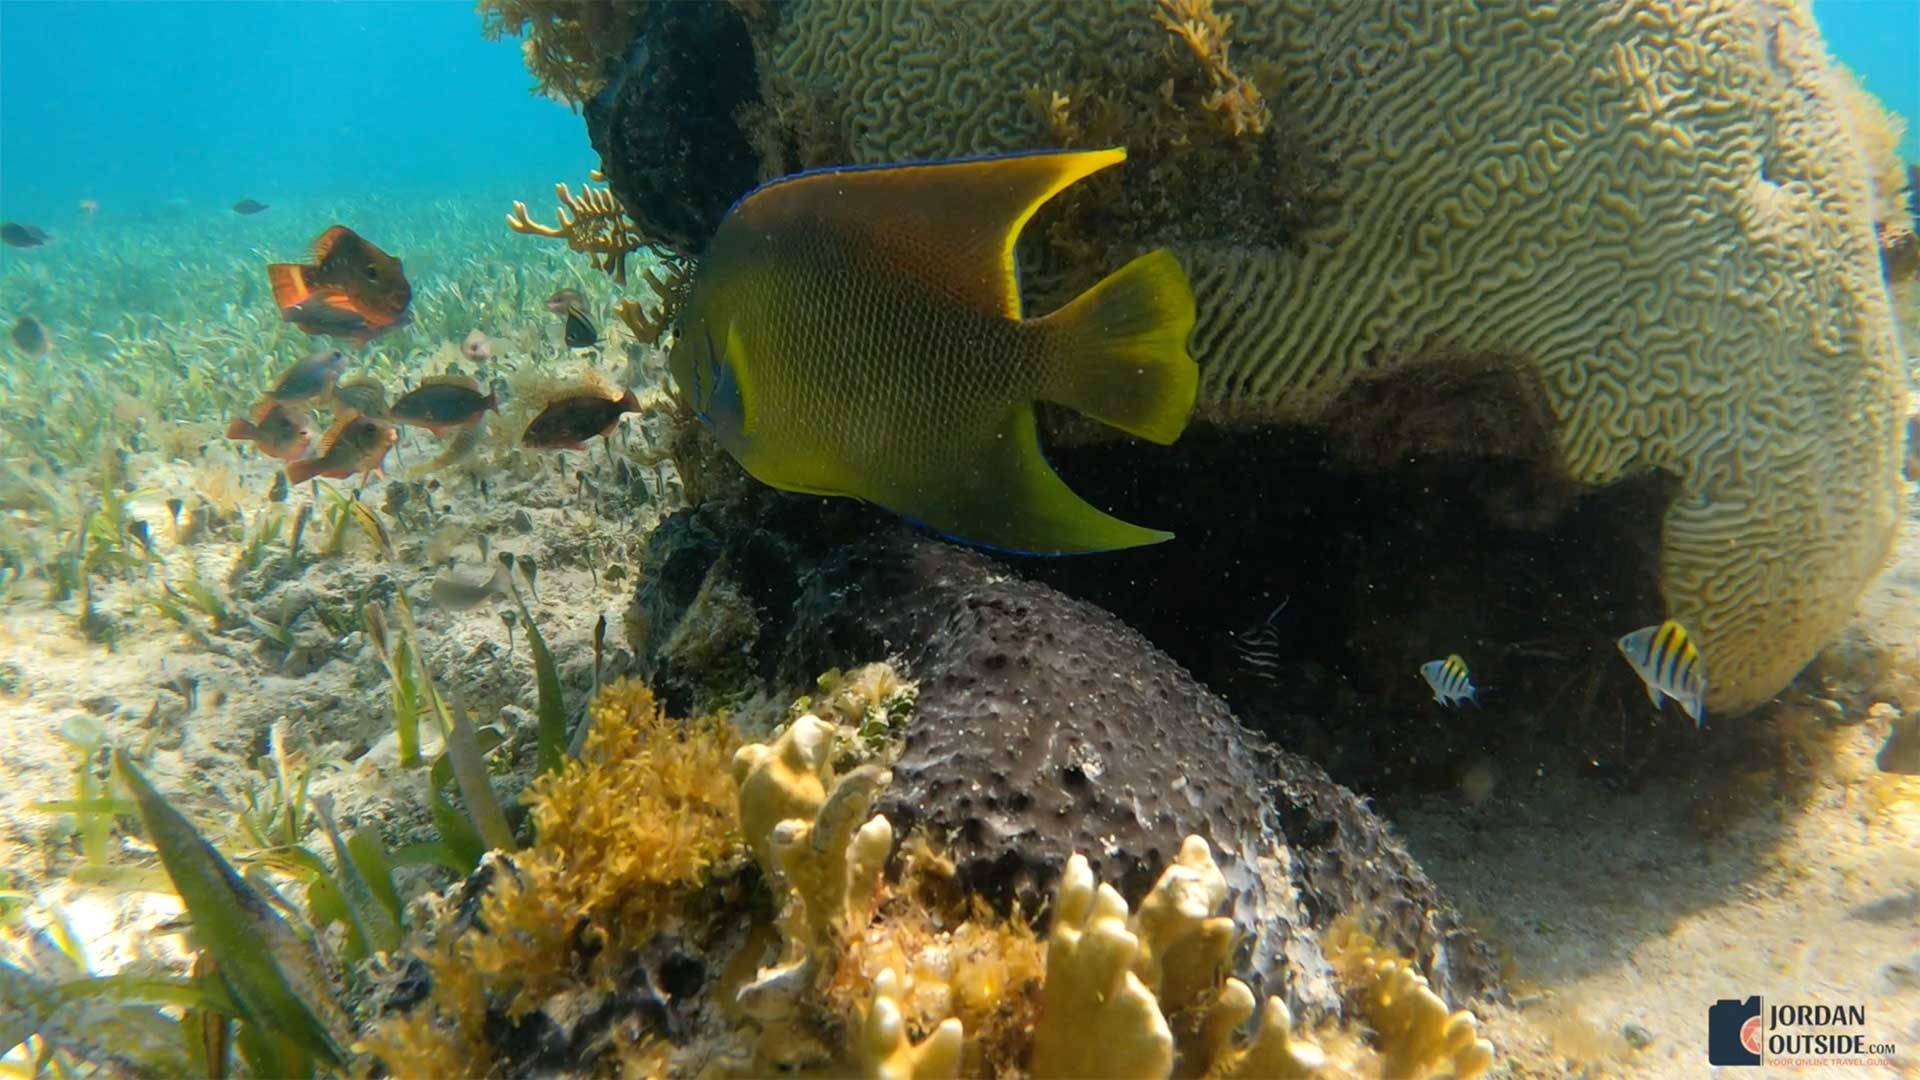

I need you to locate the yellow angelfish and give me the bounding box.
[667,147,1198,554]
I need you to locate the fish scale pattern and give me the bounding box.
[714,219,1046,511]
[760,0,1907,711]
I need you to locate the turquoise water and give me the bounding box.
[0,1,590,220]
[1816,0,1920,162]
[0,2,1909,225]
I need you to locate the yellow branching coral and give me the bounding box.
[1202,979,1326,1079]
[1325,917,1494,1080]
[506,181,647,284]
[614,260,692,346]
[1132,835,1235,1022]
[1030,853,1175,1080]
[1151,0,1270,137]
[858,968,964,1080]
[732,713,835,871]
[737,755,895,1024]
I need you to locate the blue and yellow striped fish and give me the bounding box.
[1616,619,1706,727]
[1420,654,1477,707]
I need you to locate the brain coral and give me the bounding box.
[753,0,1908,712]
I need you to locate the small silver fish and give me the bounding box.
[1616,619,1706,726]
[1420,654,1477,707]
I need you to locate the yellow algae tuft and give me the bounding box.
[1150,0,1269,138]
[527,678,744,950]
[478,0,646,105]
[362,679,743,1074]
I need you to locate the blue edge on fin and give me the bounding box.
[722,145,1124,219]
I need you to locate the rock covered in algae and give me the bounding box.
[595,0,1909,715]
[631,491,1502,1012]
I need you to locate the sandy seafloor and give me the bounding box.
[1,292,1917,1076]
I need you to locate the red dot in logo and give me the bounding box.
[1740,1015,1764,1055]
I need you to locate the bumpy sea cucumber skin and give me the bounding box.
[633,493,1506,1014]
[761,0,1907,712]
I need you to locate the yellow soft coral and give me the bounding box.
[735,751,894,1023]
[1203,979,1326,1079]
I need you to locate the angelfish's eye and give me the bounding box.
[364,265,380,281]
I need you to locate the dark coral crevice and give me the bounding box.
[585,4,765,257]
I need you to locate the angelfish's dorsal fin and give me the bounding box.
[418,374,482,392]
[727,148,1127,319]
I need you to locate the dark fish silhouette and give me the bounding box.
[522,388,642,450]
[233,199,271,215]
[10,315,49,356]
[268,225,411,345]
[563,306,598,349]
[389,376,499,436]
[1,222,50,248]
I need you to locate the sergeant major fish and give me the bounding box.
[1420,654,1478,707]
[667,147,1198,554]
[1617,619,1706,726]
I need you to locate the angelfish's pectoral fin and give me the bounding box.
[901,405,1173,555]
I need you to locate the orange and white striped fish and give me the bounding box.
[1616,619,1706,727]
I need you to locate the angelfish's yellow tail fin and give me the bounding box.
[1037,248,1198,445]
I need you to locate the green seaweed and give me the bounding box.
[508,580,568,774]
[112,751,350,1069]
[310,797,402,959]
[364,601,426,769]
[446,689,517,852]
